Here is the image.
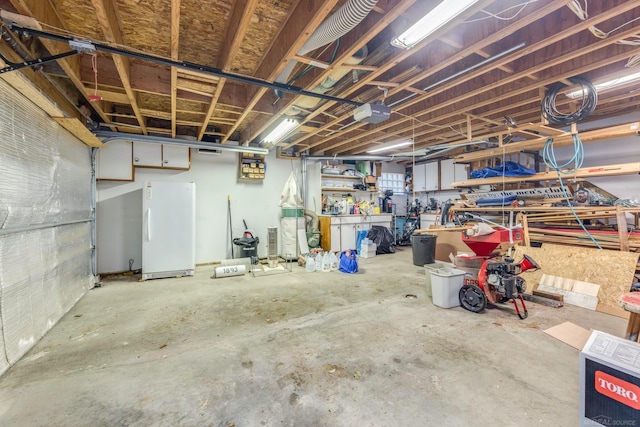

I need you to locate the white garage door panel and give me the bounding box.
[0,80,93,375]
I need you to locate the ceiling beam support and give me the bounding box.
[9,0,113,127]
[170,0,180,137]
[220,0,343,144]
[90,0,147,134]
[198,0,259,141]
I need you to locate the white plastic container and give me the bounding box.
[430,267,466,308]
[424,262,454,297]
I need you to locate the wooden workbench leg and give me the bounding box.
[625,312,640,342]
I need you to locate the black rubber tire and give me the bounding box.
[459,284,487,313]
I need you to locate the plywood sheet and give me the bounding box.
[512,244,639,314]
[543,322,592,350]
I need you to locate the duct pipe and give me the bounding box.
[276,0,378,87]
[286,46,368,115]
[304,209,319,231]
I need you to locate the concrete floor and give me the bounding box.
[0,248,627,426]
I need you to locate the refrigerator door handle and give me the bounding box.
[146,208,151,242]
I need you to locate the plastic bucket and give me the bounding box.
[430,268,466,308]
[424,262,454,297]
[411,233,437,266]
[233,237,259,260]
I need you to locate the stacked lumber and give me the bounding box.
[527,227,640,252]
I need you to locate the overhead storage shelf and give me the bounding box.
[453,122,640,164]
[451,162,640,188]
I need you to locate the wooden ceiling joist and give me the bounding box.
[90,0,147,134]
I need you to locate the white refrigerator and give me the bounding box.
[142,181,196,280]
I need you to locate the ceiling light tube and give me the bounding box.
[262,119,299,144]
[566,70,640,98]
[391,0,479,49]
[367,141,412,153]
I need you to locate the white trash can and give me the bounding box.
[424,262,454,297]
[430,268,466,309]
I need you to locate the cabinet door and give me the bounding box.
[340,222,357,251]
[413,163,426,192]
[454,163,468,182]
[96,140,133,181]
[133,142,162,167]
[425,162,439,191]
[440,159,455,190]
[441,159,467,189]
[162,145,190,169]
[330,224,341,252]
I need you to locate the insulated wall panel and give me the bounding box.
[0,79,93,375]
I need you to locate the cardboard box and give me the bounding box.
[579,331,640,426]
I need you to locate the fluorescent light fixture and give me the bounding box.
[391,0,479,49]
[367,140,412,153]
[262,118,299,144]
[566,70,640,98]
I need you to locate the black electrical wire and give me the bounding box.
[541,76,597,125]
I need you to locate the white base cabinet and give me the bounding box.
[321,214,393,253]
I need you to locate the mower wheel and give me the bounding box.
[459,284,487,313]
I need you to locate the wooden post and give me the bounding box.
[518,213,531,247]
[616,205,630,251]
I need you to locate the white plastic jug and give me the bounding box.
[329,252,339,271]
[315,253,323,271]
[305,255,316,272]
[321,252,331,272]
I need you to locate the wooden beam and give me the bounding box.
[304,0,636,154]
[454,123,640,164]
[197,0,259,141]
[0,46,79,118]
[292,55,331,69]
[617,205,630,252]
[220,0,346,143]
[90,0,147,134]
[9,0,113,127]
[288,0,551,152]
[170,0,180,137]
[258,0,418,150]
[53,117,104,147]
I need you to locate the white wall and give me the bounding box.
[97,149,303,273]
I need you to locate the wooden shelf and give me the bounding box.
[453,122,639,164]
[451,162,640,188]
[322,187,359,191]
[321,174,362,180]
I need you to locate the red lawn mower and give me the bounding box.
[458,228,540,319]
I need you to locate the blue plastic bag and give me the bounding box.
[339,250,359,274]
[356,229,369,254]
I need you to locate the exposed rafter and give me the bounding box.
[8,0,114,128]
[90,0,147,134]
[197,0,259,141]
